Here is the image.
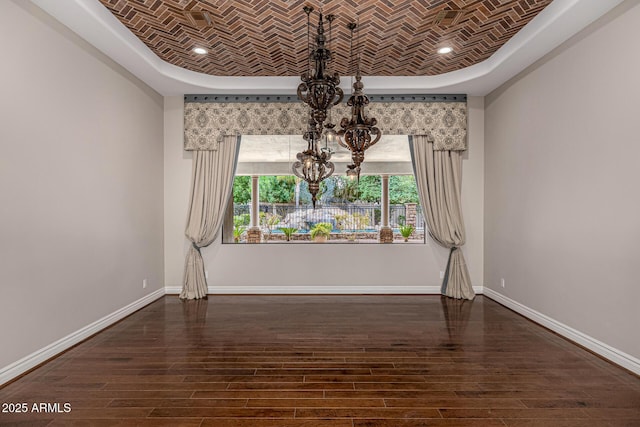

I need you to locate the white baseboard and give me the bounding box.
[165,285,484,295]
[483,287,640,376]
[0,288,165,386]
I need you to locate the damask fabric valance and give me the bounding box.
[184,101,467,151]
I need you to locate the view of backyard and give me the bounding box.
[228,175,425,244]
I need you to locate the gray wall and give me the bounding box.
[484,1,640,359]
[0,2,164,369]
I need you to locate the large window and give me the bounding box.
[222,135,425,244]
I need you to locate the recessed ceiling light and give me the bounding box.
[437,46,453,54]
[193,47,208,55]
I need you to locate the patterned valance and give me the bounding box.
[184,101,467,151]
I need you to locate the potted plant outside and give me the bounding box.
[279,227,298,242]
[399,224,414,242]
[310,222,332,243]
[233,224,246,243]
[260,212,281,242]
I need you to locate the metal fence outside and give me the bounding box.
[234,203,424,232]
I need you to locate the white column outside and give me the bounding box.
[379,174,393,243]
[381,174,390,227]
[248,175,262,243]
[250,175,259,228]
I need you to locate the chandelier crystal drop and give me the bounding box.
[346,163,359,180]
[322,122,338,154]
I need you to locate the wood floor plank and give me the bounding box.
[352,419,507,426]
[501,421,610,427]
[295,407,442,418]
[354,382,481,391]
[200,419,353,427]
[107,398,248,408]
[325,390,457,399]
[304,374,428,383]
[183,374,305,382]
[384,398,527,408]
[47,419,204,426]
[226,381,355,390]
[192,390,325,398]
[102,381,229,390]
[149,407,294,417]
[439,408,590,418]
[0,295,637,426]
[582,407,640,418]
[246,397,386,408]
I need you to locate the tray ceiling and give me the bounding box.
[98,0,553,77]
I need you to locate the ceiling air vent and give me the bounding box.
[184,10,213,29]
[433,9,465,26]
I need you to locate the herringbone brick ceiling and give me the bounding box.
[99,0,552,77]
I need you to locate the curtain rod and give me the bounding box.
[184,94,466,103]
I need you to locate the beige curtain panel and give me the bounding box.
[410,135,474,300]
[181,135,239,300]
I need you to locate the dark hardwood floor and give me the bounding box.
[1,295,639,426]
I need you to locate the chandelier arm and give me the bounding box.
[292,161,303,179]
[325,161,335,179]
[334,86,344,106]
[367,127,382,148]
[297,82,308,103]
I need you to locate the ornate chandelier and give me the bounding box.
[292,118,334,208]
[293,5,342,208]
[293,7,380,200]
[338,22,382,181]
